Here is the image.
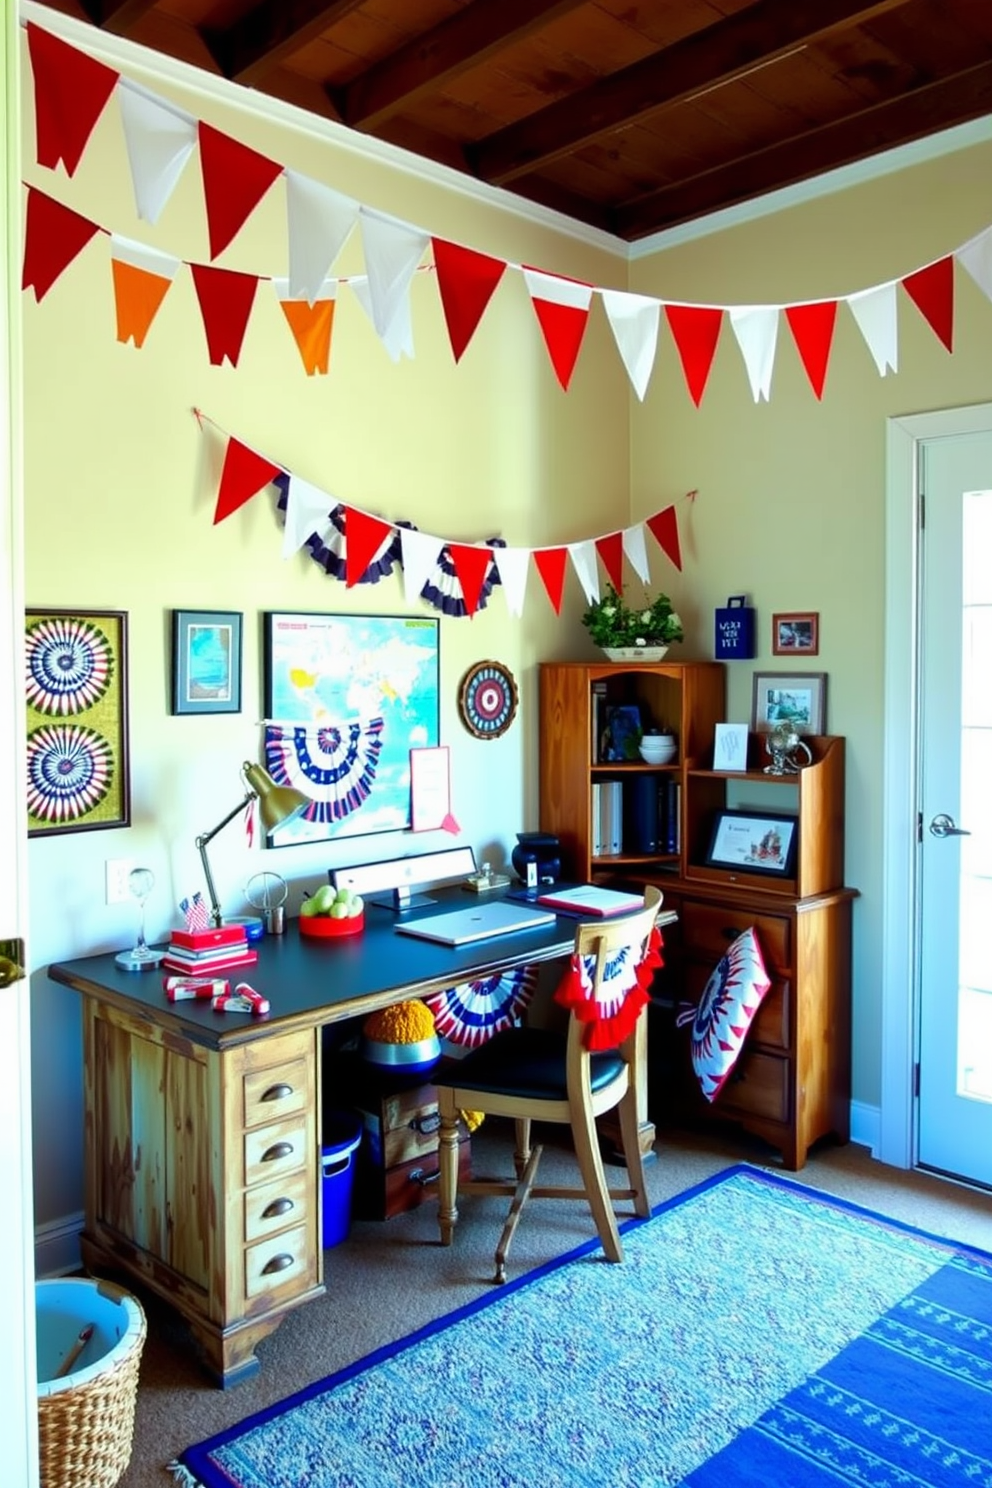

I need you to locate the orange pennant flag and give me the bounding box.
[279,297,336,375]
[448,545,493,617]
[534,548,569,614]
[111,259,172,348]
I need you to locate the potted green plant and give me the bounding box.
[582,584,684,660]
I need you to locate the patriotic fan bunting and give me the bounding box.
[554,925,663,1050]
[264,720,384,824]
[424,964,539,1048]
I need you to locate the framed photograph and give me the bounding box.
[263,611,440,847]
[25,608,130,837]
[772,611,819,655]
[705,809,798,877]
[751,672,827,734]
[712,722,749,772]
[171,610,243,715]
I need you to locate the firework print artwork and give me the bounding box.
[25,610,130,836]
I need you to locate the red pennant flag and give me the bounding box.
[447,545,493,618]
[523,268,593,391]
[213,437,281,525]
[190,264,259,366]
[27,23,119,177]
[664,305,724,407]
[534,549,569,614]
[432,237,507,362]
[902,257,954,353]
[646,507,682,572]
[595,532,624,593]
[345,508,394,587]
[198,123,284,260]
[785,301,838,399]
[21,187,101,302]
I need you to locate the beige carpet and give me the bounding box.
[112,1122,991,1487]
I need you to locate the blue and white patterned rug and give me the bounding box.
[172,1165,992,1488]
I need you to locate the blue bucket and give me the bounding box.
[321,1112,363,1249]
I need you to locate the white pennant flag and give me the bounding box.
[350,277,415,361]
[601,289,660,402]
[285,171,359,305]
[359,207,429,339]
[282,475,334,559]
[109,234,180,281]
[729,305,779,402]
[400,528,444,606]
[493,547,530,618]
[957,227,992,303]
[847,282,898,375]
[622,524,651,584]
[568,541,600,604]
[117,79,197,225]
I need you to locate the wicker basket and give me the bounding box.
[37,1277,147,1488]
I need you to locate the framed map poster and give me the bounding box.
[262,611,440,847]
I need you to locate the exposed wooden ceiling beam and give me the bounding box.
[80,0,159,31]
[612,57,992,240]
[203,0,368,86]
[469,0,912,186]
[341,0,587,131]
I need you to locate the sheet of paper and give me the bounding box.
[410,745,460,833]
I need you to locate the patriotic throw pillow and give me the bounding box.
[677,927,771,1102]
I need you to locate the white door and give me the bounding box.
[917,430,992,1187]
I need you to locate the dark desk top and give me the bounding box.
[47,893,578,1051]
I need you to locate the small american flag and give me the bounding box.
[180,892,211,932]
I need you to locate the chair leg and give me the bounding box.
[494,1144,542,1284]
[570,1101,623,1263]
[513,1117,532,1178]
[437,1095,461,1247]
[617,1083,651,1218]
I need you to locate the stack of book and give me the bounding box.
[160,923,257,976]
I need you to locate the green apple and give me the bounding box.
[312,884,337,914]
[299,895,319,918]
[347,894,364,918]
[334,887,352,905]
[330,901,350,919]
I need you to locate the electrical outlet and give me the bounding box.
[105,858,135,905]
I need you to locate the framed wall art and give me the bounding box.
[262,611,440,847]
[25,609,130,837]
[751,671,827,734]
[171,610,243,715]
[772,611,819,656]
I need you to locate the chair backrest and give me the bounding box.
[558,885,665,1071]
[573,884,664,1001]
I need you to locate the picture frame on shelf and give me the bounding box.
[705,808,798,877]
[751,671,826,734]
[772,611,819,656]
[712,722,749,772]
[171,610,243,716]
[603,703,642,761]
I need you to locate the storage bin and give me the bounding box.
[321,1112,363,1248]
[36,1276,146,1488]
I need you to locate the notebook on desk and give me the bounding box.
[393,900,556,946]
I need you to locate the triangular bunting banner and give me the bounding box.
[110,235,179,347]
[399,527,444,605]
[646,506,682,572]
[784,301,838,400]
[534,548,569,614]
[350,276,415,361]
[346,508,396,588]
[273,277,337,375]
[522,267,594,391]
[902,256,954,353]
[568,541,600,604]
[282,474,332,557]
[665,304,724,407]
[595,532,625,593]
[447,545,493,617]
[729,305,779,402]
[214,437,281,525]
[190,264,259,367]
[601,289,660,402]
[117,81,197,225]
[21,187,101,302]
[198,122,284,261]
[957,228,992,303]
[27,21,119,177]
[432,237,507,363]
[285,171,359,304]
[493,547,530,618]
[359,207,429,339]
[847,282,898,375]
[622,524,650,584]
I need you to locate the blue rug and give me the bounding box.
[172,1165,992,1488]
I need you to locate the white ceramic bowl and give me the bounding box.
[639,736,676,764]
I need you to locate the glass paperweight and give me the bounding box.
[115,866,165,971]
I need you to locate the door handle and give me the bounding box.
[929,813,971,838]
[0,938,25,986]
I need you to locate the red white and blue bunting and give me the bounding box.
[555,925,664,1050]
[424,964,539,1048]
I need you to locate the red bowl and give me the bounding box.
[298,912,364,939]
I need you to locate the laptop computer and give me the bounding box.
[393,900,556,947]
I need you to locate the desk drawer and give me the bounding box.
[244,1115,309,1187]
[718,1051,790,1123]
[243,1225,313,1301]
[681,902,791,969]
[243,1054,312,1129]
[244,1169,310,1245]
[683,962,790,1052]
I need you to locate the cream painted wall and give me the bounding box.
[630,140,992,1110]
[20,30,632,1232]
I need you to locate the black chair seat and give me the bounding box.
[433,1026,626,1102]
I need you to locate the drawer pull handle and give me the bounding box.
[261,1252,294,1275]
[410,1168,440,1188]
[261,1082,293,1102]
[409,1112,441,1136]
[261,1141,294,1163]
[262,1196,294,1219]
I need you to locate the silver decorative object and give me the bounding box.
[763,725,812,776]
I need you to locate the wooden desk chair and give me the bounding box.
[434,886,664,1283]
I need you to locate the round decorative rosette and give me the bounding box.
[264,719,384,824]
[458,660,518,739]
[423,964,538,1048]
[27,723,114,824]
[26,615,113,716]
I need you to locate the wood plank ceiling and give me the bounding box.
[26,0,992,240]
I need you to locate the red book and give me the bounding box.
[169,924,247,951]
[161,947,258,976]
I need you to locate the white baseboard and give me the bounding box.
[850,1100,882,1160]
[34,1210,83,1279]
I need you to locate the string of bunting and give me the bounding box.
[195,409,689,619]
[21,19,992,402]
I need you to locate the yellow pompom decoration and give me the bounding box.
[460,1109,485,1133]
[364,1000,437,1045]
